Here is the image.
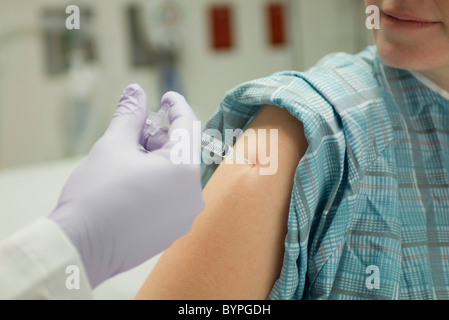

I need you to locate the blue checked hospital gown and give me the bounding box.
[200,46,449,300]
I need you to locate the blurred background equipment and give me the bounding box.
[42,8,99,156]
[0,0,372,171]
[0,0,373,299]
[128,0,185,96]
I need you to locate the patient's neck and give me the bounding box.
[419,66,449,93]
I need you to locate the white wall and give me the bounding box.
[0,0,165,169]
[0,0,372,170]
[295,0,373,69]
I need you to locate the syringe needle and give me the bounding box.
[201,133,249,165]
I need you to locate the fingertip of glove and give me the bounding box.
[119,84,148,110]
[123,83,143,96]
[161,91,187,107]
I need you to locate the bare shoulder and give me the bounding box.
[135,105,307,300]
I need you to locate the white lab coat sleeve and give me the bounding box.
[0,218,93,300]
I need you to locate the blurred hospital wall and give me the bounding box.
[0,0,372,170]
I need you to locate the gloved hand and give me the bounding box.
[49,84,205,289]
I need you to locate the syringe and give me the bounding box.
[201,133,249,165]
[146,106,249,165]
[147,103,171,135]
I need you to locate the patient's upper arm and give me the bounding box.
[135,105,308,300]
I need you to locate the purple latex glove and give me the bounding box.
[49,84,204,288]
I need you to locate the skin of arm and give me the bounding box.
[135,105,308,300]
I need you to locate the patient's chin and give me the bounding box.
[376,41,448,71]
